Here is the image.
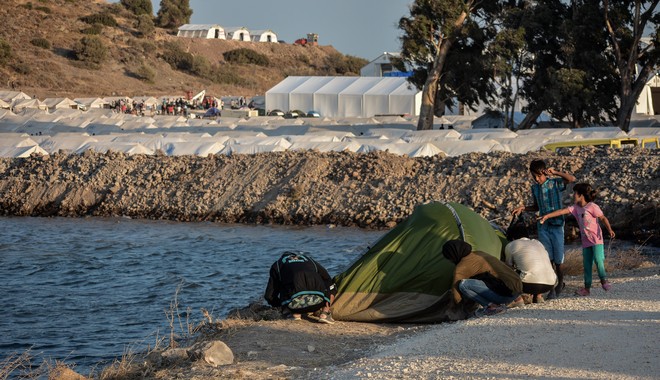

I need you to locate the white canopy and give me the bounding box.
[266,76,421,118]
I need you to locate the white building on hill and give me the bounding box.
[360,52,409,77]
[225,27,251,41]
[250,29,278,43]
[177,24,226,39]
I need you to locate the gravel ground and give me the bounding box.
[309,269,660,380]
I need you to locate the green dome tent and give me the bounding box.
[332,202,505,323]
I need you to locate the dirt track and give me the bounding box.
[0,147,658,243]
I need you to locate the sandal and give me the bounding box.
[317,311,335,324]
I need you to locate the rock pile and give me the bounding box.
[0,146,657,243]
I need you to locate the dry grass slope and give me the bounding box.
[0,0,366,99]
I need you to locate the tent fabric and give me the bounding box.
[0,145,48,157]
[332,202,504,323]
[266,76,421,118]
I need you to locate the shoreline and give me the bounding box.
[1,148,658,244]
[51,263,657,380]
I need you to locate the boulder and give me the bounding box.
[188,340,234,367]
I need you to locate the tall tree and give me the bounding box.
[156,0,193,29]
[604,0,660,131]
[489,5,528,129]
[398,0,501,130]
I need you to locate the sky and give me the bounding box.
[123,0,414,60]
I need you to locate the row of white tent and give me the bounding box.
[0,91,205,113]
[1,124,658,158]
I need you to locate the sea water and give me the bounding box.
[0,217,385,374]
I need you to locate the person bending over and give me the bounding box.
[505,222,558,304]
[443,240,522,317]
[264,251,336,324]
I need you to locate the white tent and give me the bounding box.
[225,27,251,41]
[568,127,627,139]
[516,128,572,136]
[75,142,154,155]
[133,96,160,109]
[230,136,292,149]
[0,98,10,109]
[164,141,225,156]
[495,137,552,154]
[357,142,444,157]
[12,98,48,112]
[266,77,312,112]
[42,98,79,111]
[0,91,30,103]
[39,135,99,154]
[266,76,421,118]
[0,136,40,148]
[339,77,386,117]
[177,24,225,39]
[289,77,335,113]
[219,144,287,155]
[74,97,109,109]
[250,29,278,43]
[459,129,518,140]
[432,139,506,156]
[628,127,660,136]
[288,141,362,152]
[0,145,48,157]
[402,129,462,143]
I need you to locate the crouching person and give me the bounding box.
[443,240,523,317]
[505,224,558,304]
[264,251,336,324]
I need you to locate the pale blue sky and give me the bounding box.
[112,0,413,59]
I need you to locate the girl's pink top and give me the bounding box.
[567,202,604,248]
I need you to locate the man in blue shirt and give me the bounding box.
[513,160,575,299]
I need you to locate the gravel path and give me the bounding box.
[311,271,660,379]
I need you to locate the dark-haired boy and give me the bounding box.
[512,160,575,299]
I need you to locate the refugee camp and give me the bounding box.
[0,0,658,379]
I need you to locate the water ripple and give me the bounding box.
[0,216,383,374]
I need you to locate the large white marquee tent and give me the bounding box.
[266,76,422,118]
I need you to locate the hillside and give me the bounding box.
[0,0,367,99]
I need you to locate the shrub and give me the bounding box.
[80,13,117,27]
[12,59,31,75]
[30,38,51,49]
[120,0,153,16]
[160,42,193,71]
[21,3,33,10]
[133,64,156,82]
[73,36,107,65]
[35,6,51,13]
[135,14,155,37]
[81,24,103,35]
[223,48,269,66]
[0,39,11,66]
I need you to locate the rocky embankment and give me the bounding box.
[0,147,658,243]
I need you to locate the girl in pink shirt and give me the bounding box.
[539,183,615,296]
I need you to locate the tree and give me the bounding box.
[121,0,153,16]
[604,0,660,131]
[398,0,501,130]
[136,13,155,37]
[73,36,107,66]
[156,0,193,29]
